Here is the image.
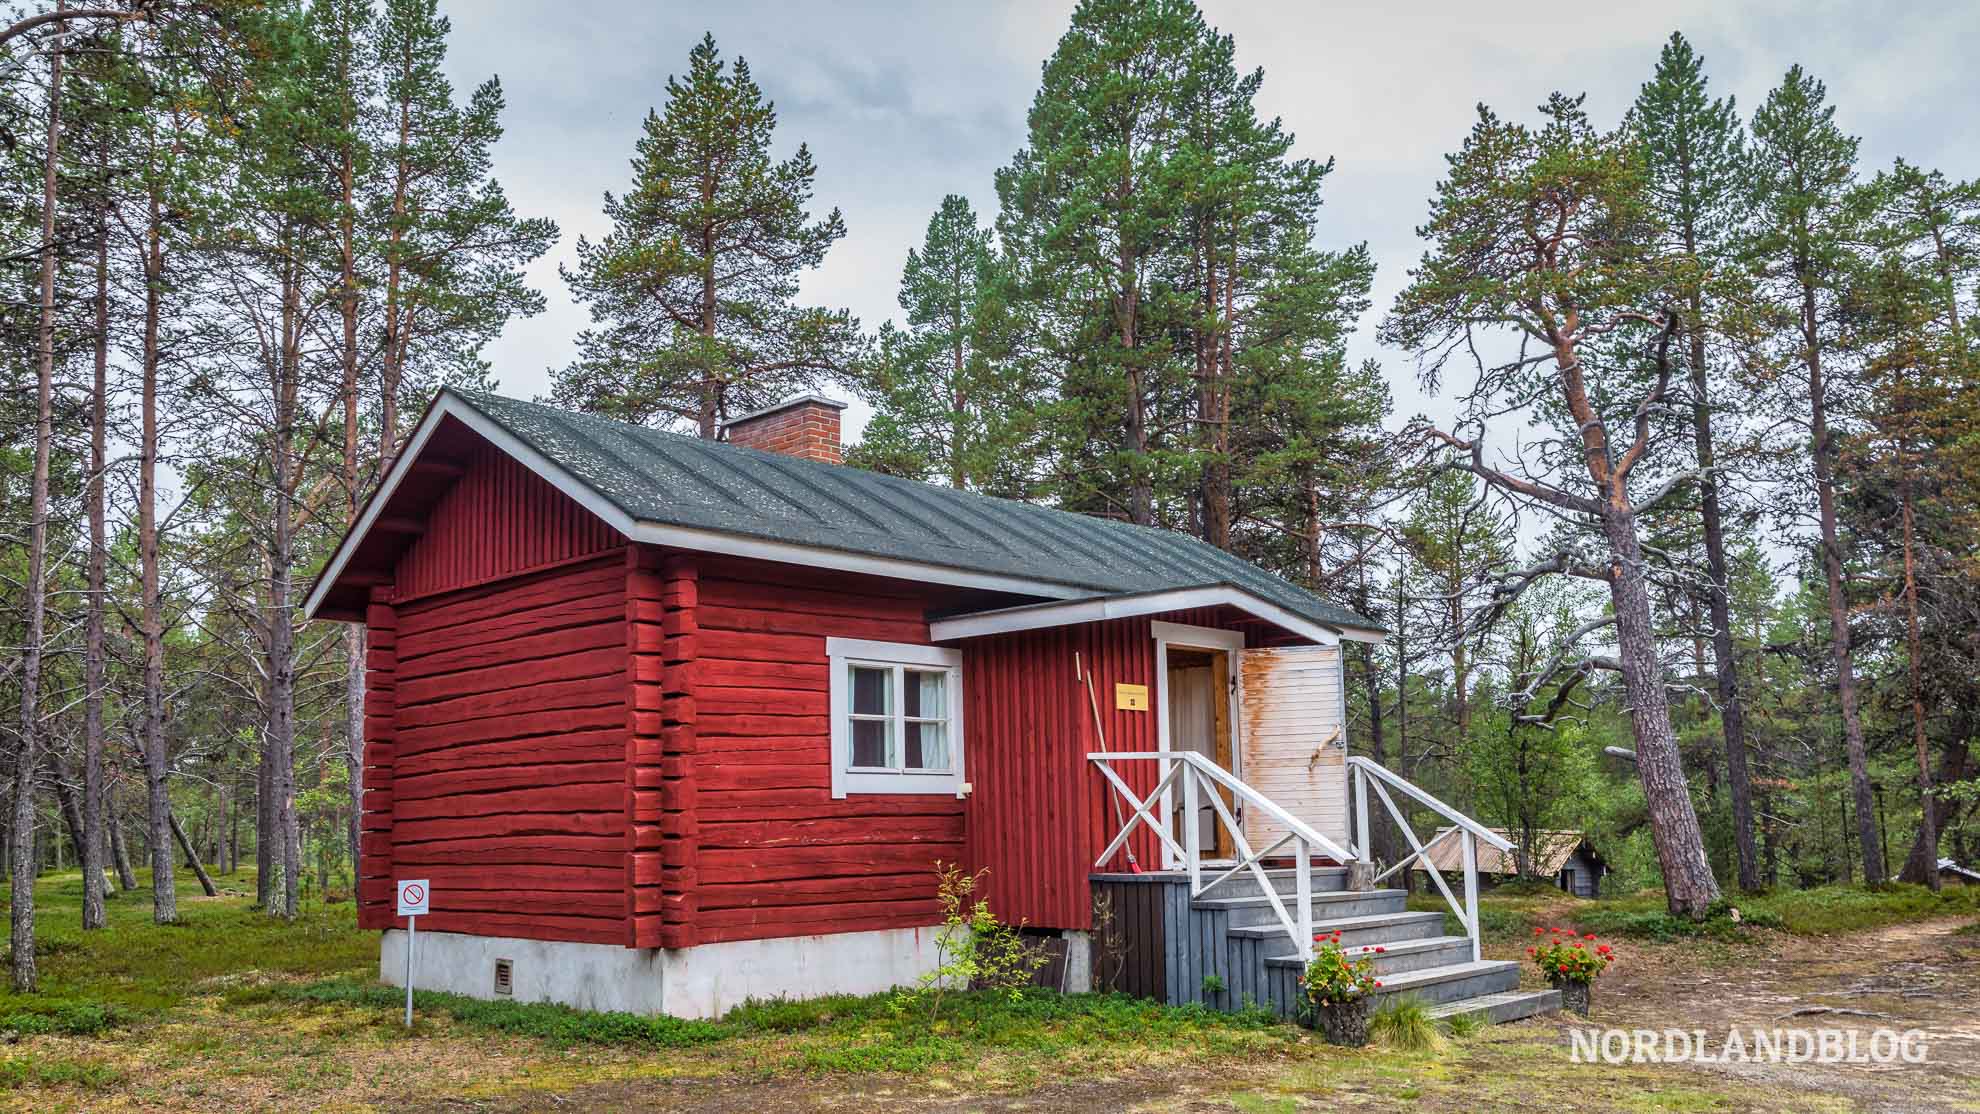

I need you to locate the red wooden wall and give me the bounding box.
[360,555,631,943]
[393,438,619,599]
[683,554,964,943]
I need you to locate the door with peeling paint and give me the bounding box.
[1238,645,1349,854]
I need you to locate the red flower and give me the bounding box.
[1373,980,1382,988]
[1533,927,1545,935]
[1584,933,1596,940]
[1527,948,1536,956]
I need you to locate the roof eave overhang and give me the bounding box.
[303,390,1098,620]
[928,584,1386,647]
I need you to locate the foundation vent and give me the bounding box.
[494,958,513,996]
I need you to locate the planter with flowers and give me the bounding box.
[1528,927,1613,1017]
[1294,931,1385,1046]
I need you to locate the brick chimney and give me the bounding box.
[719,393,848,464]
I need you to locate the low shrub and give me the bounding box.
[0,1000,124,1037]
[1440,1009,1486,1039]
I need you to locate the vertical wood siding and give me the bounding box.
[964,616,1168,931]
[393,440,619,600]
[1239,645,1349,852]
[686,555,963,943]
[374,555,630,944]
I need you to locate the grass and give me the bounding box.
[1367,995,1443,1054]
[1578,883,1980,939]
[0,868,1954,1110]
[0,867,373,1021]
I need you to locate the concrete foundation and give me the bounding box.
[381,924,947,1020]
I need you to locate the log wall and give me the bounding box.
[685,554,963,943]
[365,552,632,944]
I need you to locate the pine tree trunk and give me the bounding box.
[1902,733,1967,883]
[1603,508,1722,917]
[338,83,366,884]
[142,188,176,924]
[168,812,217,897]
[268,252,304,920]
[47,754,85,882]
[108,801,136,891]
[1689,319,1759,891]
[82,147,109,931]
[1804,281,1882,886]
[1896,458,1937,889]
[14,20,64,992]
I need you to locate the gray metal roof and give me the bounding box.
[451,390,1383,634]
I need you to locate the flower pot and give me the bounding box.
[1302,997,1372,1047]
[1551,977,1592,1017]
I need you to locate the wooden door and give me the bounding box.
[1167,652,1235,858]
[1238,645,1349,855]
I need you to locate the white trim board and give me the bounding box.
[825,637,966,799]
[303,392,1095,619]
[1151,621,1245,869]
[930,585,1368,647]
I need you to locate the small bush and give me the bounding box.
[1441,1009,1486,1039]
[0,1000,123,1037]
[1369,996,1444,1053]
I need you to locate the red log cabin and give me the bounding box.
[305,388,1396,1019]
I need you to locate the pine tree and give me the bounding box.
[1745,65,1880,884]
[1847,160,1980,887]
[374,0,556,462]
[853,194,1023,489]
[995,0,1203,524]
[1401,470,1509,748]
[1631,31,1762,891]
[555,33,856,436]
[1383,93,1722,918]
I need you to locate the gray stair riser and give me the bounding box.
[1196,869,1350,900]
[1429,989,1561,1024]
[1275,938,1472,976]
[1229,911,1446,949]
[1213,892,1408,927]
[1375,965,1521,1006]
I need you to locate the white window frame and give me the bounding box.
[827,637,965,798]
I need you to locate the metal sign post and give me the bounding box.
[396,879,430,1027]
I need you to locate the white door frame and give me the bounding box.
[1151,620,1245,870]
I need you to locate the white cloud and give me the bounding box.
[446,0,1980,443]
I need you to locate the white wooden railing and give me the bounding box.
[1089,750,1357,961]
[1348,755,1514,964]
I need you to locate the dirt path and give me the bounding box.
[1556,914,1980,1113]
[398,915,1980,1114]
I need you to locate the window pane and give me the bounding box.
[850,665,892,717]
[851,718,891,768]
[904,669,946,719]
[905,720,948,771]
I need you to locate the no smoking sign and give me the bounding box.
[397,878,430,917]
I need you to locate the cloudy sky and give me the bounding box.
[444,1,1980,441]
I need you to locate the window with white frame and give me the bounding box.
[827,638,964,798]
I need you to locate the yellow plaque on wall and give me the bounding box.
[1115,683,1150,711]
